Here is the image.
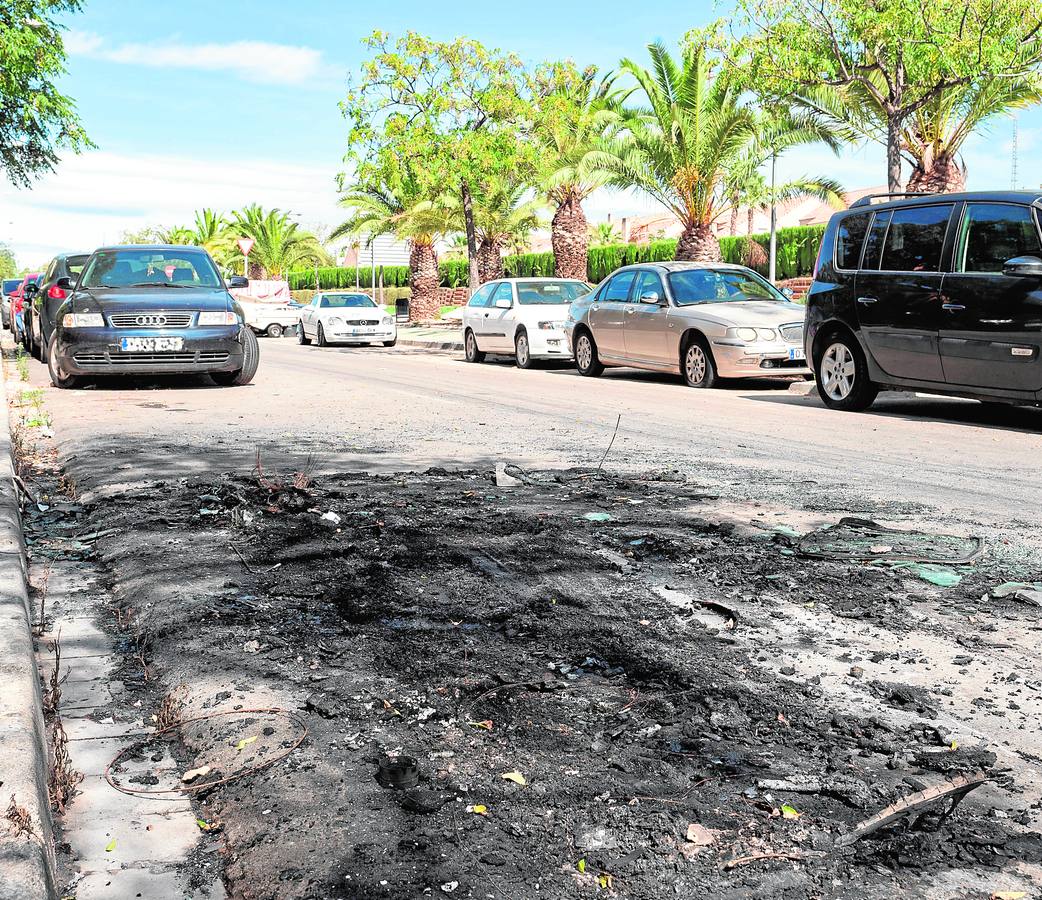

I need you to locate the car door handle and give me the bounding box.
[942,303,966,311]
[625,308,635,315]
[856,296,877,305]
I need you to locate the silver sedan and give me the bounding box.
[564,261,811,387]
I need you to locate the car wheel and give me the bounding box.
[39,329,49,363]
[266,323,284,339]
[211,328,260,386]
[574,330,604,377]
[515,330,535,369]
[382,339,397,347]
[297,321,311,345]
[47,334,80,389]
[464,329,485,363]
[316,322,328,347]
[682,335,718,388]
[816,333,878,411]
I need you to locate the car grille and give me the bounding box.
[779,323,803,343]
[344,319,381,327]
[109,313,194,328]
[73,351,229,367]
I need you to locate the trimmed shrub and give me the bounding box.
[719,224,825,279]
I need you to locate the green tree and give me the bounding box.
[0,243,17,280]
[737,0,1042,192]
[118,225,164,244]
[603,34,755,262]
[531,62,619,279]
[333,156,455,320]
[190,208,235,263]
[0,1,92,185]
[341,31,536,291]
[468,177,543,282]
[159,225,196,245]
[230,205,328,279]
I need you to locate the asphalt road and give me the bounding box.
[28,338,1042,537]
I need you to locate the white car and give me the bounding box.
[297,292,397,347]
[461,278,592,368]
[238,299,300,338]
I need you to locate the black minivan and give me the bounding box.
[805,191,1042,411]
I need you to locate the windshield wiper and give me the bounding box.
[128,282,192,288]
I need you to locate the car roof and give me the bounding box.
[846,190,1042,214]
[488,277,589,283]
[93,244,210,252]
[612,261,750,274]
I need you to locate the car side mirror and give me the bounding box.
[639,291,662,304]
[1002,256,1042,278]
[55,276,73,290]
[494,297,512,309]
[228,275,249,289]
[23,283,38,298]
[781,287,794,299]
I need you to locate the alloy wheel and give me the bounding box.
[576,335,592,370]
[821,342,856,401]
[516,334,529,367]
[685,345,707,385]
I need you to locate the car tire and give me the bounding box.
[383,339,397,347]
[211,328,260,387]
[316,322,328,347]
[297,321,311,345]
[47,334,80,389]
[464,329,485,363]
[514,330,534,369]
[574,330,604,377]
[266,323,284,339]
[682,335,718,389]
[815,332,878,412]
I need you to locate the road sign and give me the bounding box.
[237,238,255,257]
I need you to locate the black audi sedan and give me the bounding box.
[47,245,259,389]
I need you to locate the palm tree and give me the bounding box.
[533,64,619,279]
[589,221,621,245]
[190,209,234,264]
[603,38,756,262]
[158,225,195,245]
[230,205,328,279]
[469,178,544,283]
[333,165,454,320]
[791,69,1042,194]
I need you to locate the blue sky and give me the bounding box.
[2,0,1038,266]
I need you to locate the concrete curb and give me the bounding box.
[0,350,57,899]
[396,337,463,352]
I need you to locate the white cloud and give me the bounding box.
[0,150,345,267]
[66,31,324,85]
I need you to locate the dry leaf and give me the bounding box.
[466,804,488,816]
[991,892,1027,900]
[235,736,258,752]
[501,771,526,786]
[468,720,494,731]
[104,838,116,852]
[577,858,586,873]
[181,765,211,783]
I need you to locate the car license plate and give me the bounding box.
[120,337,184,352]
[350,327,374,335]
[788,347,806,361]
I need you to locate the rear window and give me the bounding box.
[835,213,870,269]
[67,255,89,277]
[880,205,954,272]
[3,279,21,296]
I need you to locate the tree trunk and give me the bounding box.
[747,207,755,236]
[675,222,722,262]
[551,194,588,280]
[906,153,967,194]
[477,239,504,283]
[729,207,738,237]
[461,179,480,293]
[408,241,440,323]
[886,113,903,194]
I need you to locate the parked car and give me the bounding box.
[462,278,592,368]
[297,292,396,347]
[806,190,1042,411]
[47,245,258,389]
[564,262,810,387]
[10,273,40,340]
[26,252,90,361]
[2,278,22,329]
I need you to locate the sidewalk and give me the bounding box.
[394,324,463,352]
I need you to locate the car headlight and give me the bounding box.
[61,313,104,328]
[735,327,758,342]
[382,316,394,327]
[198,311,239,325]
[537,321,560,331]
[757,328,777,341]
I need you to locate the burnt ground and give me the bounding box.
[25,460,1042,900]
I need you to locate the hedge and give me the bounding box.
[289,223,825,290]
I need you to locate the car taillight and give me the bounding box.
[47,286,66,300]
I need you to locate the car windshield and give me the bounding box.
[515,281,591,305]
[80,249,222,289]
[668,269,785,305]
[2,279,20,295]
[320,294,377,308]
